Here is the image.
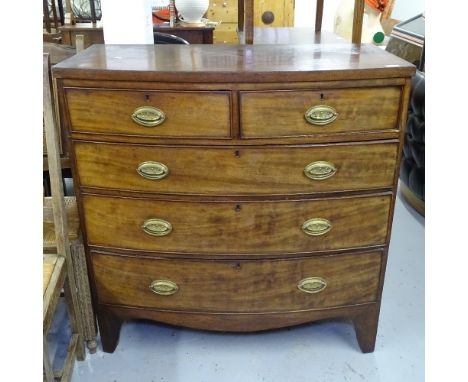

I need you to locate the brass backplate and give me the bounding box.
[302,218,332,236]
[304,105,338,126]
[297,277,327,294]
[132,106,166,127]
[137,161,169,180]
[149,280,179,296]
[141,218,172,236]
[304,161,337,180]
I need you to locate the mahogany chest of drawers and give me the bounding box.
[53,44,414,353]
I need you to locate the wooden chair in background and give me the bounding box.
[238,0,366,44]
[43,52,86,382]
[43,0,63,33]
[43,34,85,197]
[43,47,97,370]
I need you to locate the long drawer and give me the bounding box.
[74,141,397,195]
[65,88,232,138]
[92,251,382,312]
[82,194,391,254]
[240,87,401,138]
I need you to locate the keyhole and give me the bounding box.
[235,204,241,212]
[145,94,150,102]
[235,150,240,158]
[320,93,325,100]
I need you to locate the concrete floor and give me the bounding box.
[48,188,424,382]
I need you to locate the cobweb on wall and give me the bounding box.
[71,0,102,20]
[46,0,102,20]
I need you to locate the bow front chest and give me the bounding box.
[53,44,414,353]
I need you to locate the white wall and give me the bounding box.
[294,0,337,30]
[391,0,424,21]
[101,0,154,44]
[294,0,425,30]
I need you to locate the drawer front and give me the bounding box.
[75,141,397,195]
[83,195,391,254]
[65,88,231,138]
[92,251,382,312]
[240,87,401,138]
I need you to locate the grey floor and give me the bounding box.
[48,187,424,382]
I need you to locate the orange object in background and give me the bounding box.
[364,0,387,13]
[153,10,169,24]
[153,8,176,24]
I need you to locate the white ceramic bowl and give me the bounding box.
[176,0,209,23]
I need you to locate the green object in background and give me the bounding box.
[373,32,385,44]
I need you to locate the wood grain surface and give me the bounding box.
[82,194,391,254]
[61,77,405,91]
[74,141,398,195]
[102,301,377,332]
[240,87,401,138]
[52,44,415,83]
[92,251,382,312]
[65,88,231,137]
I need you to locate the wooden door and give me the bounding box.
[207,0,239,43]
[207,0,295,44]
[254,0,294,27]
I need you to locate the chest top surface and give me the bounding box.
[52,43,415,82]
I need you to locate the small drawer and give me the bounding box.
[74,141,398,195]
[65,88,231,138]
[92,251,382,312]
[240,87,401,138]
[83,194,391,254]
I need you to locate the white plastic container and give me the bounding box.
[334,0,386,44]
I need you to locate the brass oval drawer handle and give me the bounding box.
[304,105,338,126]
[137,161,169,180]
[302,218,332,236]
[132,106,166,127]
[298,277,327,294]
[141,218,172,236]
[304,161,336,180]
[149,280,178,296]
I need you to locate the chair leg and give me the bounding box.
[60,333,80,382]
[70,242,97,354]
[43,337,55,382]
[63,278,86,360]
[86,340,98,354]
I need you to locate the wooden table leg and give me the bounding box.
[352,0,365,44]
[238,0,244,32]
[245,0,254,44]
[315,0,324,32]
